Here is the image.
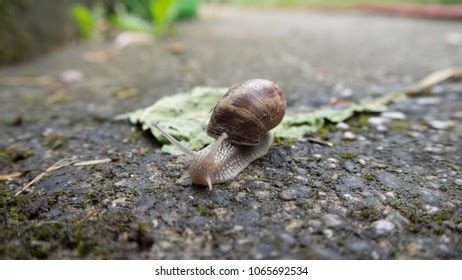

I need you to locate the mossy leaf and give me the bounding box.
[118,87,399,155]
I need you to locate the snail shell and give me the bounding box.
[207,79,286,146]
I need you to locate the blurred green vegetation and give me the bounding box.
[223,0,462,7]
[72,0,198,38]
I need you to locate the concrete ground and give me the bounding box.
[0,6,461,259]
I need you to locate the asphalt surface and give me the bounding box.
[0,6,461,259]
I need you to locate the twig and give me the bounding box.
[0,172,22,181]
[307,138,334,147]
[15,157,115,196]
[406,67,462,95]
[15,158,77,196]
[73,158,112,166]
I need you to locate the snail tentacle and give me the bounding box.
[152,122,196,158]
[206,177,213,192]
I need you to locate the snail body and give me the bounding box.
[152,79,285,190]
[189,131,273,186]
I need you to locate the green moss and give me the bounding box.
[59,229,81,250]
[76,240,100,257]
[138,222,149,235]
[363,173,376,182]
[389,200,453,234]
[84,192,100,206]
[432,210,450,225]
[30,244,50,259]
[347,113,371,133]
[0,146,33,164]
[389,120,411,133]
[43,134,68,150]
[0,188,28,222]
[196,206,209,216]
[317,123,336,140]
[126,130,144,143]
[339,152,356,160]
[31,223,64,241]
[10,210,28,222]
[351,206,382,221]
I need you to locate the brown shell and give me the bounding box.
[207,79,286,146]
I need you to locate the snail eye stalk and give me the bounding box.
[151,122,196,158]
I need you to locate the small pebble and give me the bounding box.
[427,120,455,130]
[336,122,350,130]
[219,244,232,253]
[376,125,388,132]
[358,159,367,165]
[456,223,462,233]
[111,197,126,208]
[327,158,338,163]
[454,179,462,186]
[381,111,406,120]
[322,214,343,228]
[425,205,439,215]
[279,186,309,201]
[385,192,395,199]
[60,69,83,83]
[416,97,441,105]
[373,220,395,236]
[228,181,242,191]
[368,117,389,126]
[323,229,334,238]
[177,176,192,187]
[340,88,353,97]
[452,111,462,119]
[424,146,444,154]
[342,131,356,140]
[114,180,128,188]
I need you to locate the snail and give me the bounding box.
[152,79,286,191]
